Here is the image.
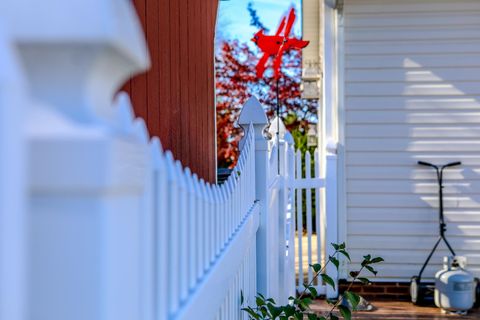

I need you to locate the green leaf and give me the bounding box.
[321,274,336,290]
[294,312,304,320]
[331,243,340,251]
[240,290,244,306]
[338,250,351,262]
[267,304,282,319]
[299,297,313,310]
[357,277,370,285]
[310,263,322,273]
[283,305,295,317]
[370,257,384,264]
[308,313,318,320]
[318,317,327,320]
[338,305,352,320]
[256,296,265,306]
[330,314,339,320]
[242,307,260,320]
[260,305,268,317]
[361,255,372,266]
[308,286,318,298]
[329,256,339,270]
[266,303,274,315]
[344,291,361,309]
[349,271,359,278]
[365,265,378,276]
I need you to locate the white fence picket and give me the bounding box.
[220,184,227,248]
[166,151,180,315]
[226,177,233,240]
[213,185,220,257]
[135,118,155,320]
[208,183,215,264]
[195,176,202,278]
[200,179,208,272]
[185,168,197,291]
[305,151,314,285]
[315,149,323,278]
[176,160,189,303]
[295,150,304,289]
[151,138,168,320]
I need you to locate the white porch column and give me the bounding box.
[0,1,151,319]
[0,25,27,320]
[238,97,277,299]
[325,144,339,299]
[323,0,341,298]
[323,1,337,146]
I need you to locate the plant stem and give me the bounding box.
[327,266,365,319]
[298,249,338,301]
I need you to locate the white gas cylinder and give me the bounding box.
[435,256,475,313]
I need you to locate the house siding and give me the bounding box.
[343,0,480,280]
[124,0,218,183]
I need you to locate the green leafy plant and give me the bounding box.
[241,243,384,320]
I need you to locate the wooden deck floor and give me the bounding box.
[310,301,480,319]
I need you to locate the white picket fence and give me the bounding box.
[289,148,339,297]
[268,121,339,300]
[293,149,324,291]
[0,1,339,320]
[160,118,258,320]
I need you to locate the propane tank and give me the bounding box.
[435,256,475,313]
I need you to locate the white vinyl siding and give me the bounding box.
[343,0,480,281]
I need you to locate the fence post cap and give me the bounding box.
[238,97,268,146]
[268,116,287,140]
[0,0,150,72]
[0,0,150,123]
[326,140,338,155]
[238,96,268,126]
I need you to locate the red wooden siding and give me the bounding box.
[123,0,218,183]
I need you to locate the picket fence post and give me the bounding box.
[270,116,289,304]
[284,132,297,299]
[0,26,27,320]
[0,1,151,319]
[325,142,339,299]
[238,97,277,298]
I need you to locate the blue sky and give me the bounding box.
[217,0,301,43]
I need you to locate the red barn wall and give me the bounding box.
[123,0,218,183]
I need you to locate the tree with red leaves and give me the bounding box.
[216,40,317,168]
